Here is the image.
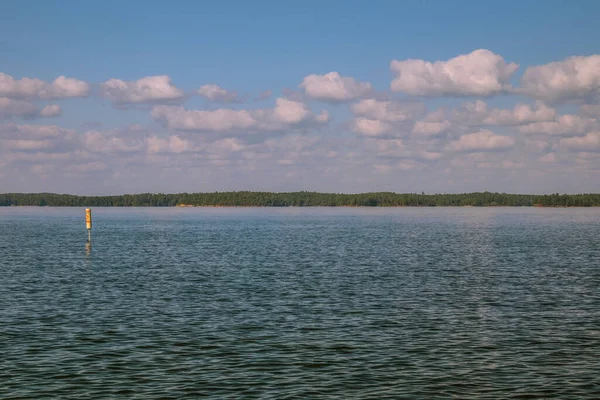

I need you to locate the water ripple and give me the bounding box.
[1,207,599,398]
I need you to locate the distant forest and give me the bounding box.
[1,192,600,207]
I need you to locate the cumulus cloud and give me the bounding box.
[8,51,600,193]
[262,135,320,154]
[2,139,57,151]
[256,90,272,101]
[0,97,38,119]
[351,99,424,122]
[72,161,108,173]
[450,100,556,126]
[445,130,515,152]
[151,98,329,134]
[101,75,185,104]
[520,55,600,102]
[364,138,442,162]
[412,120,452,137]
[207,138,247,154]
[518,114,598,136]
[152,107,253,132]
[525,139,552,153]
[147,136,194,154]
[0,72,90,100]
[501,160,524,169]
[82,130,147,154]
[365,139,406,157]
[390,49,518,96]
[352,118,393,136]
[39,104,62,118]
[0,99,62,119]
[581,104,600,118]
[0,123,75,139]
[422,108,448,123]
[5,152,74,164]
[419,151,443,161]
[1,123,208,172]
[350,99,424,136]
[538,153,557,163]
[300,72,372,102]
[197,84,244,103]
[559,132,600,151]
[0,123,77,154]
[253,135,334,166]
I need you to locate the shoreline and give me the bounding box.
[4,205,600,209]
[4,192,599,208]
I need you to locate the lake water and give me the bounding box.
[1,207,599,398]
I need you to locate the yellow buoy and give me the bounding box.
[85,208,92,241]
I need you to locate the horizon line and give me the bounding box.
[2,191,600,197]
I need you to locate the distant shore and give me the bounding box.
[2,191,600,207]
[5,205,599,208]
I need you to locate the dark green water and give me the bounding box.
[1,207,599,399]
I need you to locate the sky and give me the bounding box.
[1,0,600,195]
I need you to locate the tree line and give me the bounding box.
[1,191,600,207]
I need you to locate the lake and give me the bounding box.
[1,207,599,398]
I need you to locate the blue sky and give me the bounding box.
[1,0,600,194]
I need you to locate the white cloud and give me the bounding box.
[412,120,451,137]
[273,98,311,124]
[363,138,442,162]
[365,138,406,157]
[82,130,147,154]
[152,107,255,132]
[39,104,62,118]
[419,151,443,161]
[390,49,518,96]
[422,108,447,123]
[445,130,515,152]
[518,114,598,136]
[8,52,600,193]
[581,104,600,117]
[574,152,600,166]
[254,135,328,165]
[101,75,185,104]
[151,98,329,133]
[0,123,75,139]
[72,161,108,173]
[5,152,74,164]
[0,99,62,119]
[197,84,243,103]
[2,139,57,151]
[352,118,393,136]
[207,138,247,154]
[300,72,372,102]
[373,164,393,174]
[502,160,524,169]
[559,132,600,151]
[0,97,38,119]
[256,90,272,101]
[147,136,194,154]
[49,76,91,99]
[501,101,557,125]
[538,153,557,163]
[0,72,90,100]
[450,100,556,126]
[525,139,552,153]
[350,99,423,136]
[520,55,600,102]
[351,99,423,122]
[0,124,78,157]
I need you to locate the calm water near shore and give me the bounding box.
[1,207,599,398]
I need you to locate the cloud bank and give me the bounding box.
[2,48,600,194]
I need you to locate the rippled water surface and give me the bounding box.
[1,207,600,398]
